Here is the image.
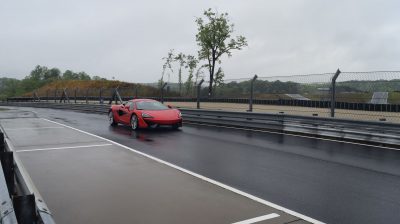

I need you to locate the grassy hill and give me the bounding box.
[23,80,179,98]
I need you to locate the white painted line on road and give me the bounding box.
[232,213,280,224]
[5,126,64,130]
[18,144,113,153]
[185,122,400,151]
[42,118,324,224]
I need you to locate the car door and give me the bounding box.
[118,102,133,125]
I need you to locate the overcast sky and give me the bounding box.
[1,0,399,83]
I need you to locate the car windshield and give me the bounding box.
[136,101,168,110]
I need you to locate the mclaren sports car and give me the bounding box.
[108,99,182,130]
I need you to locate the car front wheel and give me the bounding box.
[109,112,117,126]
[172,124,180,130]
[131,114,138,130]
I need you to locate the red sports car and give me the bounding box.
[108,99,182,130]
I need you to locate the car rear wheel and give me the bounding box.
[131,114,138,130]
[109,112,117,126]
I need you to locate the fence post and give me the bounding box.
[33,91,40,102]
[59,89,64,103]
[54,89,57,103]
[86,89,89,104]
[197,79,204,109]
[115,88,118,104]
[99,88,103,104]
[46,90,49,102]
[161,83,168,103]
[108,87,123,105]
[74,88,77,104]
[330,69,341,117]
[64,88,70,103]
[135,86,138,98]
[248,75,258,112]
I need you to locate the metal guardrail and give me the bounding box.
[0,101,398,148]
[7,96,400,113]
[0,132,18,224]
[181,109,400,147]
[0,127,56,224]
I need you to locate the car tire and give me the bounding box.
[172,124,180,130]
[109,111,117,126]
[131,114,138,130]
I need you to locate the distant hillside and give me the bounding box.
[0,65,110,100]
[23,80,179,98]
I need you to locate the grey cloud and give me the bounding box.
[1,0,399,82]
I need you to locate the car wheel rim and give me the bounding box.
[109,113,114,124]
[131,116,137,130]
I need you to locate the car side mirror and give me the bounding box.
[167,105,172,109]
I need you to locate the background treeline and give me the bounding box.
[0,65,108,100]
[3,65,400,102]
[29,79,179,99]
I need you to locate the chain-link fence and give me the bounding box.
[11,70,400,123]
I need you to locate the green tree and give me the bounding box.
[20,65,49,91]
[161,49,174,86]
[44,68,61,81]
[77,72,91,80]
[0,78,22,100]
[184,55,198,95]
[196,8,247,96]
[92,75,107,81]
[194,64,206,85]
[174,53,186,95]
[63,70,79,80]
[29,65,48,81]
[213,67,225,94]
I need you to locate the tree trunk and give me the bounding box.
[208,59,216,97]
[178,67,182,96]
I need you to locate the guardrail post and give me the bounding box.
[197,79,204,109]
[0,151,15,195]
[248,75,258,112]
[0,131,55,224]
[330,69,341,117]
[161,83,167,103]
[13,194,36,223]
[0,133,4,152]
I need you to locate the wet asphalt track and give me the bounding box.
[1,106,400,224]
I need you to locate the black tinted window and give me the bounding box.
[136,101,168,110]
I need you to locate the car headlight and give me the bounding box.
[178,112,182,118]
[142,113,153,118]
